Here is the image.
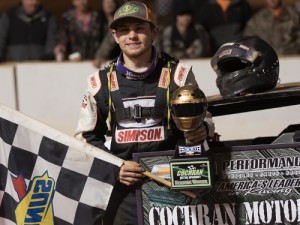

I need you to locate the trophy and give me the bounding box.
[169,85,213,190]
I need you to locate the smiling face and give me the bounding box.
[112,19,158,60]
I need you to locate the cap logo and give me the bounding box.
[118,4,139,17]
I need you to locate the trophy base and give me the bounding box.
[169,141,213,191]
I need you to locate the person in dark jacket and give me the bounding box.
[160,0,211,59]
[197,0,252,55]
[93,0,120,68]
[0,0,57,62]
[244,0,300,55]
[54,0,104,61]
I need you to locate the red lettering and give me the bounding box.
[154,128,161,140]
[159,69,169,88]
[117,131,124,142]
[178,68,186,81]
[125,130,137,142]
[116,127,164,143]
[90,76,97,88]
[162,73,167,87]
[111,76,116,90]
[136,130,141,140]
[140,130,147,141]
[147,129,154,140]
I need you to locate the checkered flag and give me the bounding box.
[0,104,123,225]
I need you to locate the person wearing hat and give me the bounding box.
[160,0,211,58]
[75,1,215,224]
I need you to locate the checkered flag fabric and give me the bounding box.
[0,104,123,225]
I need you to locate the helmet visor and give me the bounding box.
[211,44,261,76]
[171,103,207,117]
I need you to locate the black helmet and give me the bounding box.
[211,36,279,98]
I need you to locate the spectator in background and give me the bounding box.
[0,0,57,62]
[93,0,120,68]
[160,0,211,59]
[189,0,209,23]
[244,0,300,55]
[295,0,300,14]
[54,0,103,61]
[198,0,252,55]
[154,0,174,29]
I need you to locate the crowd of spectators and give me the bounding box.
[0,0,299,66]
[244,0,300,55]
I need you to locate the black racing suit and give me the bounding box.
[75,52,214,225]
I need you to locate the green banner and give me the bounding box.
[134,143,300,225]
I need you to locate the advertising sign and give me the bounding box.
[134,143,300,225]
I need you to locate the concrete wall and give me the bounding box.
[0,56,299,141]
[0,63,16,109]
[15,62,97,135]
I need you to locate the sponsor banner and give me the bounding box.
[88,72,101,96]
[134,143,300,225]
[158,68,169,89]
[170,159,212,190]
[109,71,119,91]
[116,126,164,143]
[174,63,190,87]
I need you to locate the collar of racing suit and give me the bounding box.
[115,46,158,80]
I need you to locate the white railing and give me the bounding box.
[1,56,299,141]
